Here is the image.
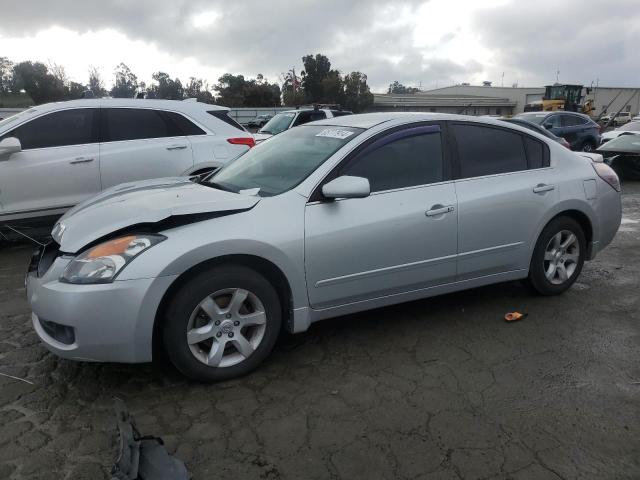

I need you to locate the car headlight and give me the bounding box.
[60,234,166,284]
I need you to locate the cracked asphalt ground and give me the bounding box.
[1,185,639,480]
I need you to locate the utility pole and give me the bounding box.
[556,67,560,83]
[501,72,504,87]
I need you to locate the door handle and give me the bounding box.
[166,144,188,151]
[69,157,94,165]
[426,205,455,217]
[533,183,555,194]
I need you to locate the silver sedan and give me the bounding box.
[26,113,622,381]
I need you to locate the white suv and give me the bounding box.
[254,108,352,143]
[0,99,254,226]
[602,111,632,126]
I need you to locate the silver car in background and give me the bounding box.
[26,113,622,381]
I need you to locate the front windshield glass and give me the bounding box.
[209,125,364,196]
[618,122,640,132]
[259,112,295,135]
[598,134,640,153]
[514,113,547,125]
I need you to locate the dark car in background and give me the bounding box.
[597,134,640,180]
[247,114,274,128]
[514,111,601,152]
[499,117,571,149]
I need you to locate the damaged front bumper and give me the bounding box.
[26,249,177,363]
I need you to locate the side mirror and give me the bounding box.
[322,176,370,200]
[543,123,553,130]
[0,137,21,159]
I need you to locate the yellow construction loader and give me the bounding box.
[524,84,594,115]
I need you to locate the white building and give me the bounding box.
[373,84,640,117]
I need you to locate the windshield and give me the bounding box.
[598,134,640,154]
[513,113,548,125]
[618,122,640,131]
[208,124,364,196]
[259,112,295,135]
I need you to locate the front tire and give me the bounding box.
[162,265,282,382]
[528,217,586,295]
[581,140,596,152]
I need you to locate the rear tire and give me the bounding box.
[162,265,282,382]
[528,217,586,296]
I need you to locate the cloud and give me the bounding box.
[1,0,638,91]
[472,0,640,87]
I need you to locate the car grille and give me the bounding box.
[28,241,61,278]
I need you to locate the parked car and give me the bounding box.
[26,113,621,382]
[254,107,352,142]
[0,99,254,227]
[600,121,640,144]
[601,111,632,126]
[499,117,571,148]
[247,114,273,128]
[632,115,640,122]
[513,111,601,152]
[597,133,640,180]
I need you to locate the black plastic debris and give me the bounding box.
[111,399,189,480]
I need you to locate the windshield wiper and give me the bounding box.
[259,130,273,134]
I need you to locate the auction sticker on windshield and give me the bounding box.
[315,129,355,140]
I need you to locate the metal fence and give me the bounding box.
[227,107,291,125]
[0,108,25,120]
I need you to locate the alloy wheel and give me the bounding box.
[186,288,267,368]
[543,230,580,285]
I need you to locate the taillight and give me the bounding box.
[227,137,256,148]
[592,162,621,192]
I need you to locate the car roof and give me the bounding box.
[517,111,590,119]
[312,112,522,129]
[23,98,229,115]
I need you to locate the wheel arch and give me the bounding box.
[535,208,594,261]
[152,254,294,362]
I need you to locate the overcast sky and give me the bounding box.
[1,0,638,93]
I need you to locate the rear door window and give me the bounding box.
[341,128,443,192]
[453,124,528,178]
[523,137,549,169]
[561,115,581,127]
[163,111,206,135]
[207,110,246,132]
[103,108,175,142]
[4,108,97,150]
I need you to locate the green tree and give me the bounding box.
[214,73,246,107]
[215,73,281,107]
[320,70,345,105]
[281,69,304,107]
[301,53,332,103]
[184,77,215,104]
[110,63,138,98]
[344,72,374,113]
[387,80,419,94]
[0,57,13,94]
[88,66,107,97]
[11,61,67,104]
[67,81,86,99]
[147,72,183,100]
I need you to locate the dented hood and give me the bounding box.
[52,177,260,253]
